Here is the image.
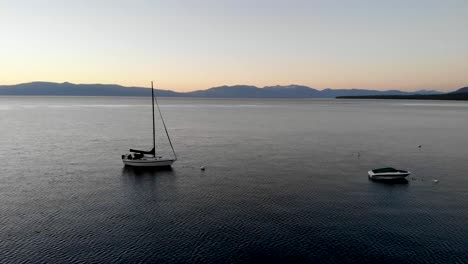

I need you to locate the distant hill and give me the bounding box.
[0,82,181,97]
[185,85,323,98]
[451,87,468,94]
[0,82,443,98]
[186,85,266,98]
[320,88,441,98]
[337,86,468,100]
[184,84,440,98]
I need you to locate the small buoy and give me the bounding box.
[433,179,439,183]
[200,166,205,171]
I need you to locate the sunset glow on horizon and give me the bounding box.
[1,0,467,92]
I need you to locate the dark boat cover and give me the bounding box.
[372,167,407,173]
[129,148,155,155]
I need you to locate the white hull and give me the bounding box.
[123,157,175,167]
[368,170,410,180]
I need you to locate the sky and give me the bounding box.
[1,0,467,92]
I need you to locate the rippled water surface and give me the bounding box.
[1,97,467,263]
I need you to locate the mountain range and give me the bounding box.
[0,82,444,98]
[337,87,468,100]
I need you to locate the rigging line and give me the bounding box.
[151,81,156,156]
[153,84,178,161]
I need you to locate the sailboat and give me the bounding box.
[121,81,177,167]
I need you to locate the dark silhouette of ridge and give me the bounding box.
[184,84,441,98]
[337,87,468,100]
[0,82,180,97]
[0,82,443,98]
[451,87,468,94]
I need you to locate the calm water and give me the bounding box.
[1,97,467,263]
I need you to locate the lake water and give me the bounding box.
[1,97,467,263]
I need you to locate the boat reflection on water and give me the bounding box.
[369,178,409,185]
[123,165,173,174]
[122,166,175,184]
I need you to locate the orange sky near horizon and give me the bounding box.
[1,0,467,92]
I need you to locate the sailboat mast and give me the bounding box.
[151,81,156,157]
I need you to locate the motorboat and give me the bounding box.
[368,167,410,180]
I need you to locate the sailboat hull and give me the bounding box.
[123,158,175,167]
